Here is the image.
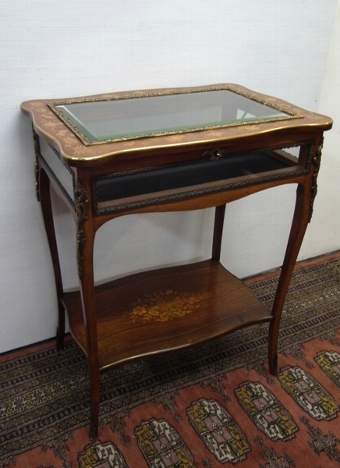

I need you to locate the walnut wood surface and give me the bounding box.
[63,260,271,370]
[21,83,332,166]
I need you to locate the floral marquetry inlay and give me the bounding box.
[131,290,202,323]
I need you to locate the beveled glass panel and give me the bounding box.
[51,89,294,144]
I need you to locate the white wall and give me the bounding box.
[300,1,340,259]
[0,0,338,353]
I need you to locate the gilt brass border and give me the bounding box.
[95,167,309,216]
[74,182,88,280]
[48,85,302,146]
[309,139,323,223]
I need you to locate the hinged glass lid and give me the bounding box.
[49,87,299,145]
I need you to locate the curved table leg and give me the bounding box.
[75,181,101,439]
[38,165,65,349]
[212,204,226,261]
[81,239,100,439]
[79,251,101,440]
[268,182,311,375]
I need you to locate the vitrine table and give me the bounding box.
[21,83,332,438]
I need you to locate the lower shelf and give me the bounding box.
[62,259,272,370]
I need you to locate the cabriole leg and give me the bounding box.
[38,165,65,349]
[268,183,311,375]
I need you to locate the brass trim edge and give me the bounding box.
[74,182,89,279]
[48,85,302,146]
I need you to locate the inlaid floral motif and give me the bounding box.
[131,289,201,323]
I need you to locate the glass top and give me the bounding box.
[49,88,294,145]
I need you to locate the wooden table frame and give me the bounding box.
[21,84,332,438]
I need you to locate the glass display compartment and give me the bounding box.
[95,149,297,214]
[49,87,297,144]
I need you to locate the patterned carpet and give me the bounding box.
[1,254,340,467]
